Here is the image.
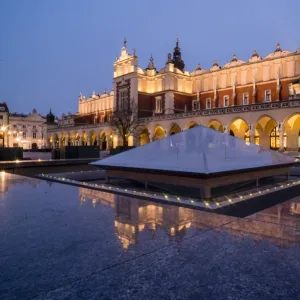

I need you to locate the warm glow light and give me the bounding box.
[16,137,20,142]
[1,171,5,175]
[15,159,20,163]
[1,126,6,131]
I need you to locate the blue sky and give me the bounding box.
[0,0,299,117]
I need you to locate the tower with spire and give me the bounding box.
[171,38,185,72]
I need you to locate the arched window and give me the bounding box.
[270,127,280,150]
[270,126,287,150]
[244,130,250,143]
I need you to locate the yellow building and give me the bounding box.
[48,40,300,151]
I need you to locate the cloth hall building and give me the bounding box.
[48,40,300,151]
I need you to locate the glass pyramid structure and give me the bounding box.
[92,126,296,174]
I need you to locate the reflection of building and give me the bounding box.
[0,172,41,199]
[49,40,300,151]
[79,187,300,250]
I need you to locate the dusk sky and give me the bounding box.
[0,0,300,118]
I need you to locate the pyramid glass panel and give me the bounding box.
[92,126,296,174]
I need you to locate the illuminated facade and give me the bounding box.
[7,109,48,149]
[48,40,300,151]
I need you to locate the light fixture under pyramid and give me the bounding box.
[92,126,297,198]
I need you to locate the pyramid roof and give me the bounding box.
[92,126,296,177]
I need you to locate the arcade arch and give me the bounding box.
[185,121,198,130]
[89,131,97,146]
[284,113,300,150]
[169,123,181,135]
[208,120,223,132]
[99,131,107,150]
[228,118,249,140]
[139,128,150,146]
[255,115,279,149]
[153,126,165,141]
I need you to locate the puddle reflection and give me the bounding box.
[79,187,300,250]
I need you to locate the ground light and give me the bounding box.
[38,174,300,211]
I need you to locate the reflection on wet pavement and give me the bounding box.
[1,173,300,299]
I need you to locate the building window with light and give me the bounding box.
[206,98,211,109]
[265,90,271,102]
[13,133,17,138]
[192,100,199,111]
[119,88,129,110]
[22,132,26,138]
[243,93,249,105]
[33,133,37,139]
[224,96,229,107]
[155,96,162,113]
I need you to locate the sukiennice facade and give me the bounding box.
[48,39,300,151]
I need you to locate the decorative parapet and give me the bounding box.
[48,122,110,133]
[49,99,300,133]
[140,99,300,123]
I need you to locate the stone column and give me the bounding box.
[106,134,111,150]
[249,125,255,144]
[278,124,285,152]
[79,136,83,146]
[252,82,257,104]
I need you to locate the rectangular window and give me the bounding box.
[22,132,26,138]
[101,115,104,123]
[243,93,249,105]
[155,96,162,113]
[33,125,36,129]
[192,100,199,111]
[206,98,211,109]
[265,90,271,102]
[33,133,36,139]
[224,95,229,107]
[119,89,129,110]
[13,133,17,138]
[22,125,26,129]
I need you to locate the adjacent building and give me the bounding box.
[45,39,300,151]
[0,106,56,149]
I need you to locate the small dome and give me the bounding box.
[32,108,37,114]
